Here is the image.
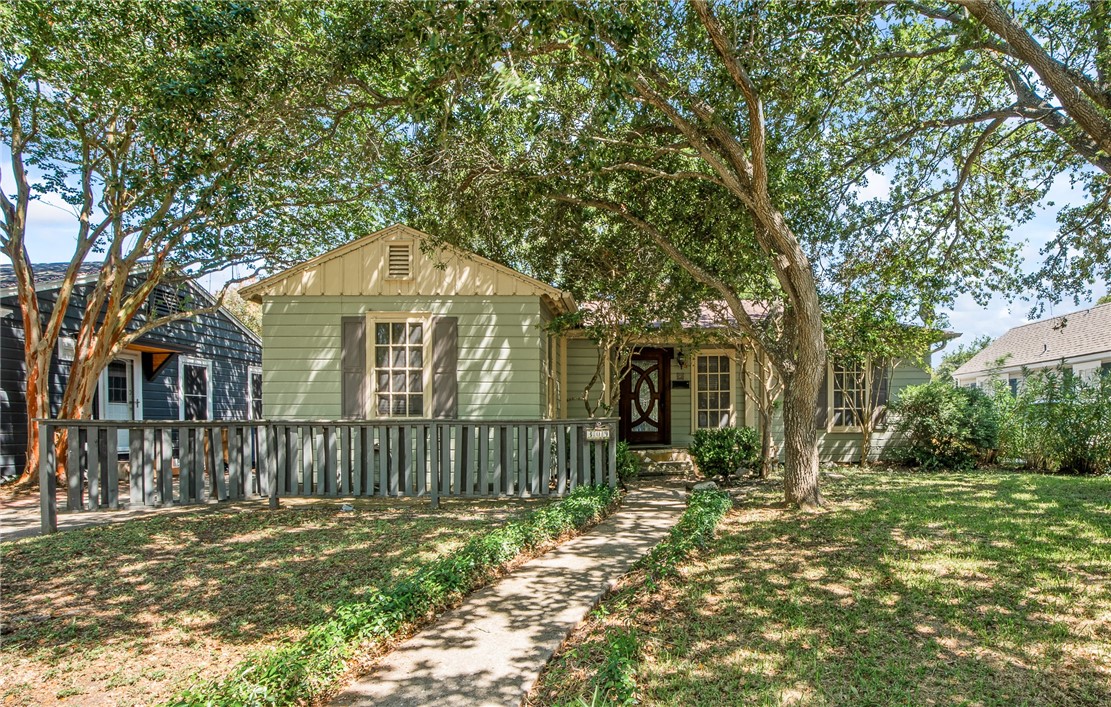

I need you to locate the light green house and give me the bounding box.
[242,224,929,462]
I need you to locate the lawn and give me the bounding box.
[531,470,1111,706]
[1,496,544,706]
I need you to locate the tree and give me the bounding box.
[223,282,263,336]
[1098,293,1111,305]
[934,334,994,383]
[825,299,939,465]
[875,0,1111,302]
[0,1,420,483]
[397,1,1026,507]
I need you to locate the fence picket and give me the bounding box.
[159,429,173,505]
[87,427,100,510]
[34,418,617,530]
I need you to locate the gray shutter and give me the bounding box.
[341,317,366,419]
[815,367,829,429]
[871,364,890,428]
[432,316,458,419]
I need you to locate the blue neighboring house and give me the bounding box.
[0,263,263,478]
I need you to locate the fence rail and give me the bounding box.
[36,418,619,534]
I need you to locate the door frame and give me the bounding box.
[97,351,143,421]
[618,347,671,445]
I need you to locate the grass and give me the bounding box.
[531,469,1111,706]
[1,495,554,706]
[174,485,620,706]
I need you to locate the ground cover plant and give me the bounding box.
[531,470,1111,706]
[175,485,619,705]
[1,488,617,706]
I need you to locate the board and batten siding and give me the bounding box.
[261,295,547,420]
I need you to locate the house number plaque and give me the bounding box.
[585,426,611,442]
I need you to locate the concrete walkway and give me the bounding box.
[330,482,688,707]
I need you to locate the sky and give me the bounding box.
[3,145,1107,356]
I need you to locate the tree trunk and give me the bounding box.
[17,361,51,484]
[780,349,825,508]
[859,420,873,466]
[759,407,773,479]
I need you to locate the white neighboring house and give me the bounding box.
[952,301,1111,390]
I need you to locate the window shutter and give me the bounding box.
[341,317,366,419]
[432,316,458,419]
[815,368,829,430]
[871,364,891,427]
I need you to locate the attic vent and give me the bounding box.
[388,243,412,279]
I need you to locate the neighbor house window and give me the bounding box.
[180,357,213,420]
[829,362,865,431]
[694,352,734,429]
[370,317,429,417]
[248,366,263,420]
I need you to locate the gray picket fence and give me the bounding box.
[36,418,619,534]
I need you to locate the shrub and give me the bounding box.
[991,369,1111,475]
[615,441,641,483]
[689,426,759,479]
[890,381,999,470]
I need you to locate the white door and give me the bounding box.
[101,355,141,453]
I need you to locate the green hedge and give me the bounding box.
[170,485,621,707]
[889,381,999,470]
[638,489,733,580]
[689,427,759,479]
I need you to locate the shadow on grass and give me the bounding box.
[0,496,543,705]
[537,471,1111,706]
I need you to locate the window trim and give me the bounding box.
[691,349,737,431]
[827,361,866,433]
[365,313,432,419]
[178,356,214,421]
[248,365,263,420]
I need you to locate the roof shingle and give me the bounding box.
[953,302,1111,377]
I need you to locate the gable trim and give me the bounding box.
[239,224,576,313]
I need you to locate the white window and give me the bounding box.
[248,365,263,420]
[829,362,865,431]
[387,242,412,279]
[179,357,213,421]
[369,316,430,418]
[694,351,735,429]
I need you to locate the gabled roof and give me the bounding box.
[0,261,261,346]
[953,302,1111,377]
[239,224,577,313]
[0,262,105,293]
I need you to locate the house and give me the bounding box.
[952,302,1111,390]
[0,263,263,478]
[241,224,930,462]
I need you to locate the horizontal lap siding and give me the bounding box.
[0,279,260,476]
[815,361,930,462]
[262,296,545,420]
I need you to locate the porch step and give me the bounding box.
[632,448,691,464]
[639,459,695,478]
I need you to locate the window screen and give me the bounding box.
[373,321,425,417]
[183,363,209,420]
[695,354,732,429]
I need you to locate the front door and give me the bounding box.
[101,356,140,453]
[619,348,671,445]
